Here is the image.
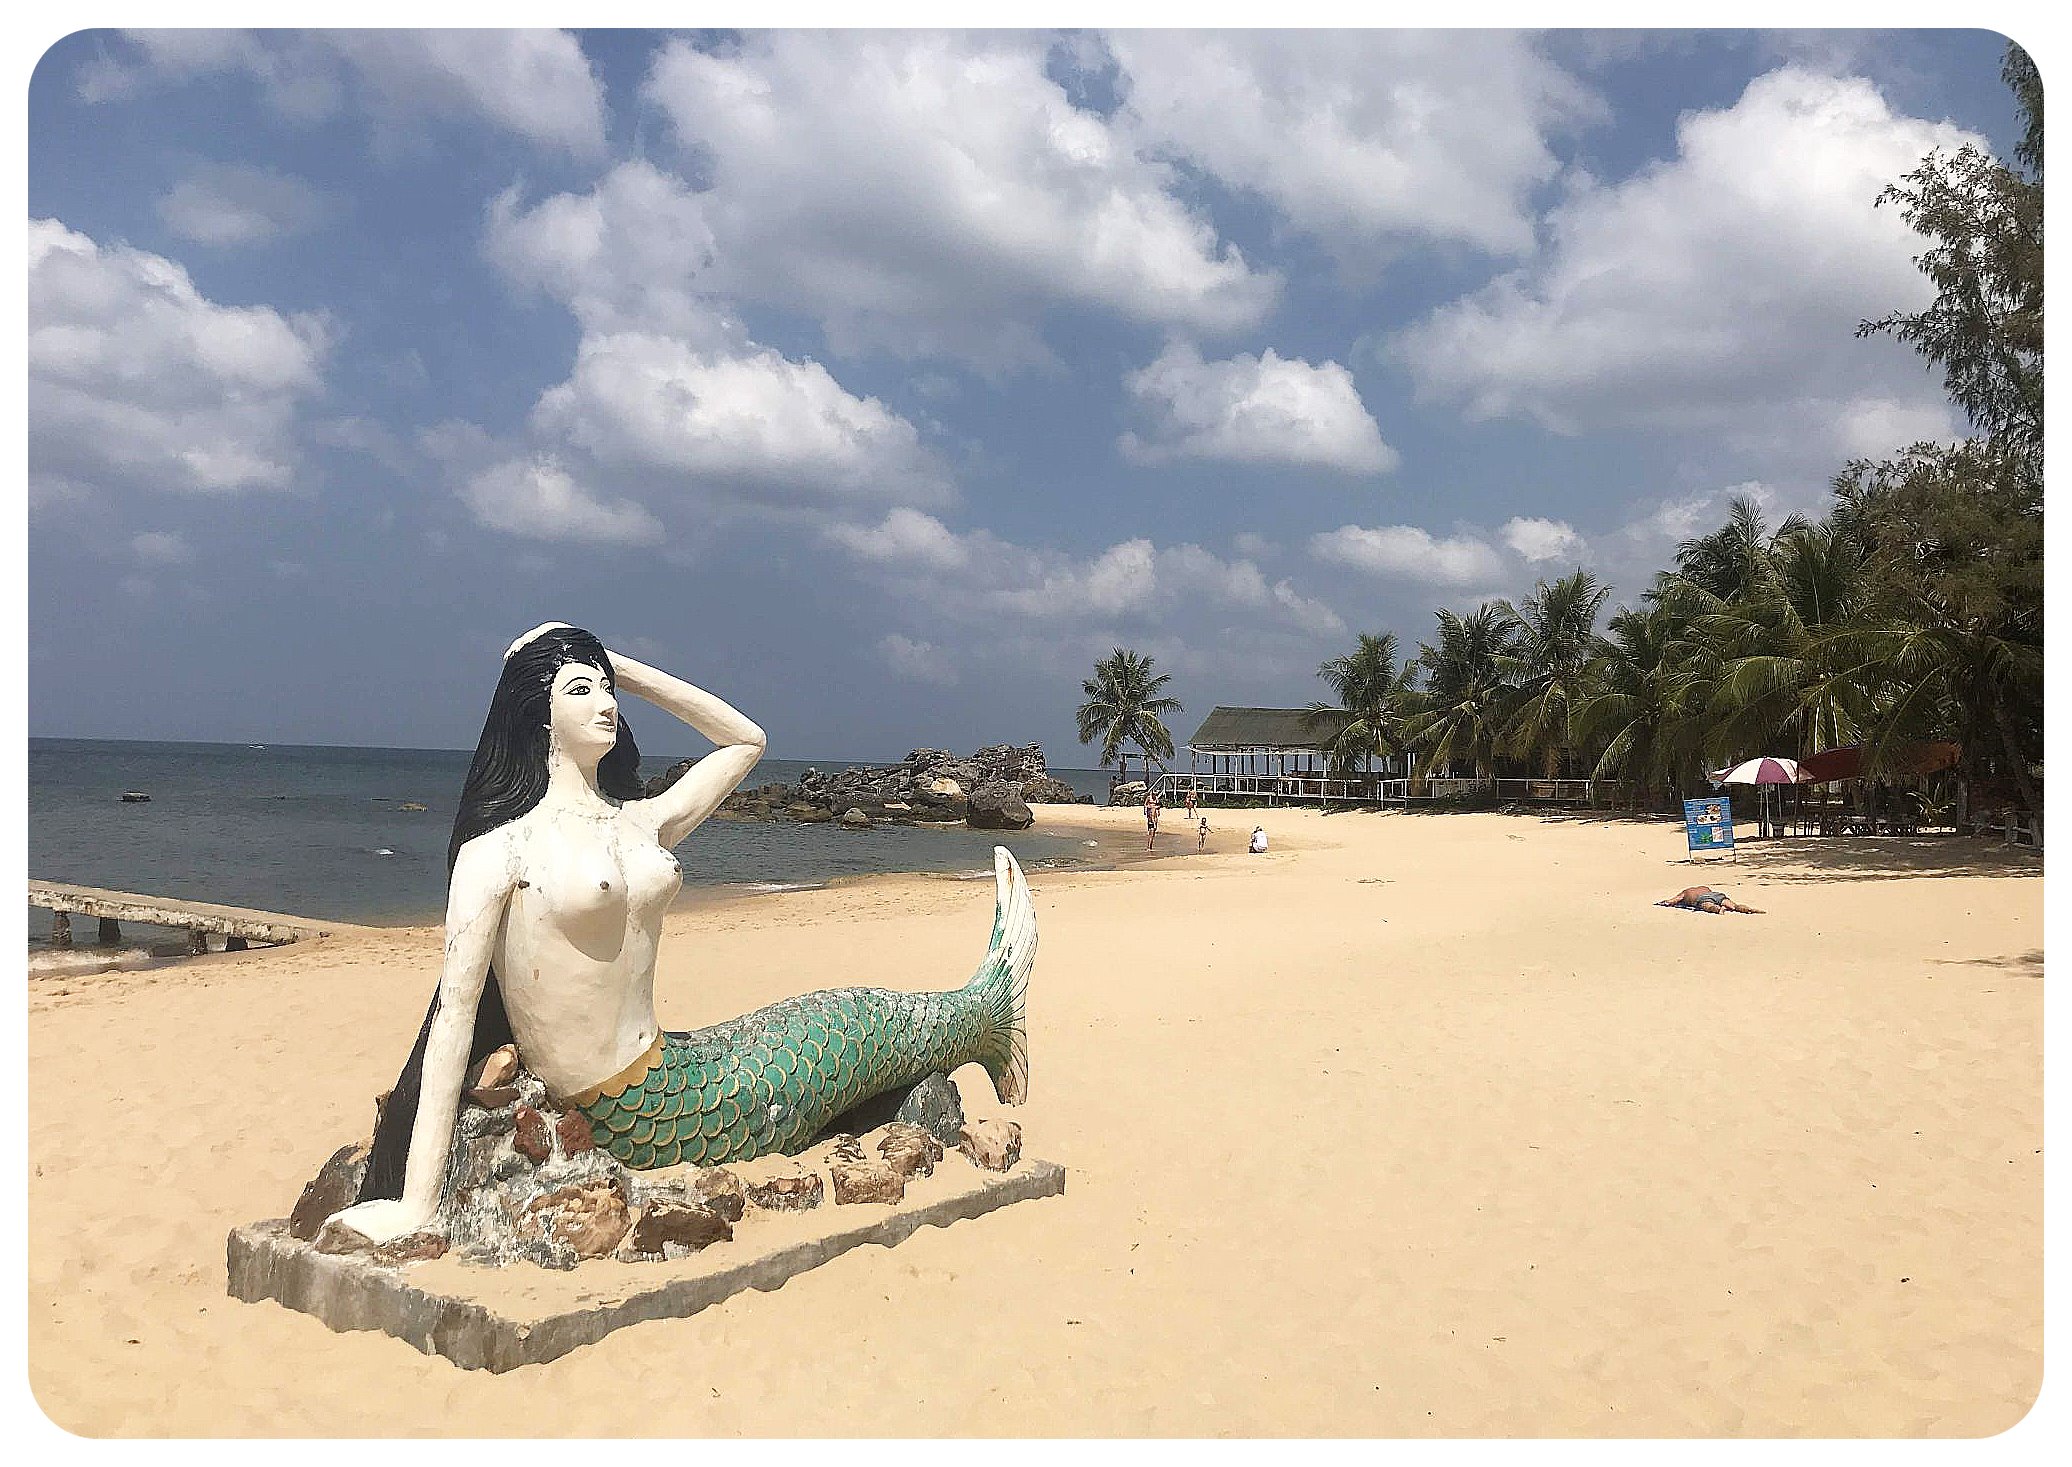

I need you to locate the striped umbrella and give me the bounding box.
[1709,757,1807,785]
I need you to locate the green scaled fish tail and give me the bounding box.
[575,846,1036,1169]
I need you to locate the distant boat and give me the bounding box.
[249,743,266,750]
[120,791,151,803]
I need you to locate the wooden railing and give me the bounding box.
[1153,772,1599,807]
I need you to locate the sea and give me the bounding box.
[26,739,1118,962]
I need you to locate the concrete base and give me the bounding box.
[228,1158,1065,1372]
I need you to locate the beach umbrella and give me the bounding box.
[1709,757,1807,785]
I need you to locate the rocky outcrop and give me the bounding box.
[644,744,1091,830]
[286,1059,1033,1274]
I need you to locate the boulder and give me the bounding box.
[839,808,872,828]
[967,780,1034,831]
[471,1045,520,1091]
[1021,775,1080,805]
[1110,780,1148,806]
[879,1122,945,1181]
[958,1117,1023,1172]
[830,1157,906,1205]
[744,1168,824,1211]
[288,1142,369,1242]
[642,757,700,800]
[625,1200,732,1258]
[519,1180,632,1261]
[789,803,833,823]
[512,1105,553,1164]
[689,1167,748,1223]
[818,1071,965,1149]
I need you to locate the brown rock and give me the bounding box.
[957,1117,1023,1172]
[744,1170,824,1212]
[375,1231,449,1265]
[830,1158,906,1205]
[689,1167,746,1223]
[466,1084,521,1109]
[471,1045,520,1090]
[626,1200,732,1257]
[512,1105,552,1164]
[555,1108,595,1157]
[824,1133,865,1165]
[520,1181,631,1259]
[312,1219,378,1257]
[288,1142,370,1242]
[879,1122,945,1180]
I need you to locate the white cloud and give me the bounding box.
[1396,67,1976,465]
[877,634,958,686]
[641,31,1276,365]
[1109,30,1602,263]
[1119,343,1398,473]
[29,218,327,501]
[825,507,973,571]
[529,332,944,507]
[156,162,331,247]
[1310,524,1506,586]
[458,456,663,546]
[129,531,193,565]
[1500,516,1584,563]
[484,162,720,337]
[824,510,1343,641]
[81,29,608,156]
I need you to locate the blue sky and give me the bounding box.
[26,28,2023,763]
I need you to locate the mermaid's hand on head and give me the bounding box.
[504,622,575,660]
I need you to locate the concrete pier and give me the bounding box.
[29,881,358,953]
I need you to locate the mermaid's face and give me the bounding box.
[547,661,619,762]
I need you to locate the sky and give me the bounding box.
[24,26,2027,764]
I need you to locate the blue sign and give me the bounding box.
[1685,796,1735,854]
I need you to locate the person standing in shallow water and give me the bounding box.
[1144,789,1161,850]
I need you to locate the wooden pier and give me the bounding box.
[28,881,356,955]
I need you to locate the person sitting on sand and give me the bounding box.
[1658,886,1763,915]
[1249,825,1268,854]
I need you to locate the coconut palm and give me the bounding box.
[1571,604,1705,810]
[1304,631,1419,788]
[1496,571,1611,778]
[1075,648,1182,785]
[1403,604,1517,780]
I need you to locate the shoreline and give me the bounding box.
[28,807,2041,1433]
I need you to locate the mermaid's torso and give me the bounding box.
[485,805,682,1098]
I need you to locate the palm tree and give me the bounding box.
[1304,631,1418,790]
[1403,604,1517,780]
[1571,603,1705,809]
[1670,495,1806,603]
[1496,571,1610,778]
[1075,648,1182,785]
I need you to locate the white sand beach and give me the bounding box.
[27,808,2042,1436]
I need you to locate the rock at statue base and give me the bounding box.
[379,1232,450,1265]
[967,780,1034,831]
[688,1167,746,1223]
[519,1180,631,1263]
[831,1157,906,1205]
[466,1084,520,1109]
[745,1169,824,1212]
[555,1107,595,1156]
[288,1142,369,1242]
[816,1070,964,1150]
[512,1104,553,1164]
[879,1122,945,1180]
[958,1117,1023,1172]
[624,1200,732,1259]
[471,1045,520,1091]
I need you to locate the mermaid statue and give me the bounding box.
[325,623,1035,1246]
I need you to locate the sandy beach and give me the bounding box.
[27,807,2042,1437]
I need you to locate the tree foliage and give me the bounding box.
[1075,647,1182,781]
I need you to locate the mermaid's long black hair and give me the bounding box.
[358,626,645,1202]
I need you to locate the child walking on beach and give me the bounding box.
[1197,816,1209,852]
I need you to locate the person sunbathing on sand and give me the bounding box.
[1658,886,1763,915]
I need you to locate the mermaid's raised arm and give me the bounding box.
[325,832,515,1244]
[606,648,767,847]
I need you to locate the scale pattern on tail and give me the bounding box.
[575,847,1035,1168]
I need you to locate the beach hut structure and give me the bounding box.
[1174,706,1413,806]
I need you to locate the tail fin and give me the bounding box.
[966,845,1037,1104]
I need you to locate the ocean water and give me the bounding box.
[26,739,1116,949]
